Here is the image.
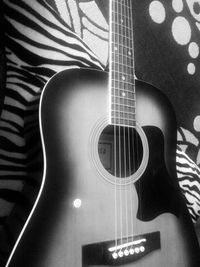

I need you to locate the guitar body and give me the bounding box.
[6,69,200,267]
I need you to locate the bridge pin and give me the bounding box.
[118,250,124,257]
[124,249,129,256]
[135,247,140,254]
[112,252,118,259]
[140,246,145,252]
[129,248,134,255]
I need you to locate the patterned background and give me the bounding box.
[1,0,200,265]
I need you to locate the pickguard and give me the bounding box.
[135,126,180,221]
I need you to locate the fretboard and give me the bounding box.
[109,0,136,127]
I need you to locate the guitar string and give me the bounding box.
[120,0,127,249]
[117,0,124,249]
[114,0,122,253]
[116,1,123,249]
[117,0,134,252]
[111,0,118,253]
[126,0,135,250]
[125,0,133,249]
[128,0,136,248]
[122,0,129,248]
[113,0,121,250]
[128,0,134,247]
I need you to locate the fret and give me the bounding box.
[112,34,132,47]
[111,90,135,99]
[111,71,134,78]
[112,98,135,107]
[111,92,135,102]
[111,103,136,113]
[112,28,132,38]
[112,110,136,120]
[112,19,132,30]
[111,62,134,72]
[111,90,135,98]
[112,81,135,90]
[112,3,132,18]
[111,41,133,51]
[112,111,136,121]
[111,81,135,91]
[112,15,132,27]
[112,25,132,38]
[111,112,136,122]
[111,74,134,85]
[112,52,134,62]
[112,57,134,71]
[112,12,131,22]
[112,107,136,114]
[111,42,133,52]
[111,71,134,81]
[111,63,134,77]
[111,43,134,67]
[112,104,135,113]
[111,118,136,127]
[112,0,130,7]
[112,97,135,104]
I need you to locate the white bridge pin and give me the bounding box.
[124,249,129,256]
[118,250,124,257]
[112,252,118,259]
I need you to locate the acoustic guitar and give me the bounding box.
[6,0,200,266]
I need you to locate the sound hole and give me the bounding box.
[98,125,143,178]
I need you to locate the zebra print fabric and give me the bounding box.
[0,0,200,264]
[177,146,200,223]
[2,0,104,213]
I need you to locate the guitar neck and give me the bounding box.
[109,0,136,127]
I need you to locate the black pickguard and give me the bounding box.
[135,126,180,221]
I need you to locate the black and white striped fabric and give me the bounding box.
[2,0,104,214]
[177,146,200,223]
[1,0,200,263]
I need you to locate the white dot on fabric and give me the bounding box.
[193,116,200,132]
[172,16,191,45]
[172,0,184,13]
[187,63,196,75]
[188,42,199,58]
[149,1,166,24]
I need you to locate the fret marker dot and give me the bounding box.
[128,51,132,56]
[122,92,126,97]
[122,75,126,80]
[114,46,118,51]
